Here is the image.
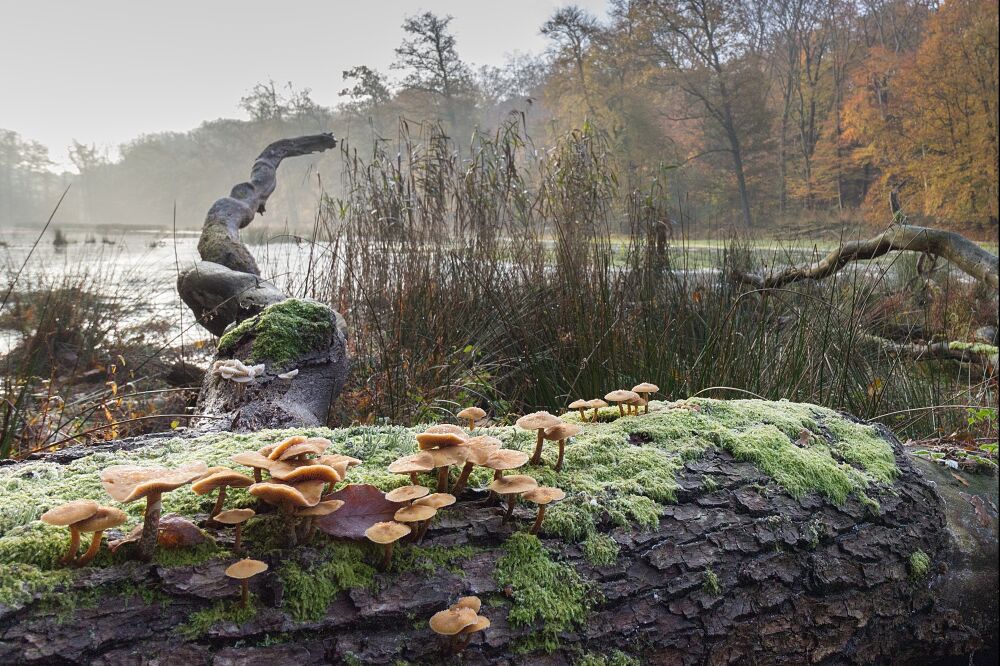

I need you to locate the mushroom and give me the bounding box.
[296,499,345,541]
[456,614,491,651]
[318,453,363,469]
[100,462,207,561]
[365,521,411,570]
[567,399,590,420]
[394,503,438,542]
[522,486,566,535]
[628,396,648,416]
[604,390,640,418]
[483,449,529,481]
[586,399,608,422]
[631,383,659,413]
[225,558,268,608]
[248,480,324,547]
[214,508,255,553]
[487,474,539,522]
[416,426,468,450]
[430,604,483,653]
[40,499,100,565]
[192,468,254,519]
[453,595,482,612]
[388,452,436,485]
[270,437,330,461]
[231,451,275,483]
[516,411,563,465]
[455,407,487,432]
[542,422,583,472]
[451,435,501,495]
[428,446,469,493]
[265,435,309,461]
[72,506,127,566]
[385,485,431,503]
[412,493,455,540]
[268,462,343,489]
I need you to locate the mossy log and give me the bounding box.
[0,400,996,664]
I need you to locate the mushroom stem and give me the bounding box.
[466,418,475,431]
[436,466,450,493]
[503,495,517,522]
[493,469,503,482]
[643,396,650,414]
[240,580,250,608]
[280,505,298,548]
[233,524,244,553]
[576,407,586,420]
[452,462,475,495]
[409,471,420,485]
[617,403,625,417]
[529,506,547,535]
[300,517,316,543]
[555,440,566,472]
[75,531,104,567]
[137,492,163,562]
[252,468,262,483]
[529,429,545,465]
[417,519,431,543]
[380,542,395,571]
[211,486,228,519]
[59,526,81,565]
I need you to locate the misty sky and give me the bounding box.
[1,0,609,170]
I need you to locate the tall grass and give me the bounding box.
[273,118,996,437]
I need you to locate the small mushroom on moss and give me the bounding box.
[451,435,501,495]
[268,462,343,489]
[522,486,566,535]
[296,499,345,541]
[542,422,583,472]
[271,437,330,461]
[516,411,563,465]
[586,398,608,421]
[416,425,468,450]
[225,558,268,608]
[318,453,363,470]
[429,446,469,493]
[388,452,436,485]
[100,462,207,562]
[488,474,539,522]
[231,451,274,483]
[631,382,659,413]
[456,406,487,432]
[72,506,127,567]
[40,499,100,565]
[414,493,457,509]
[568,399,590,420]
[265,435,309,461]
[456,613,491,651]
[430,605,478,638]
[483,449,530,481]
[365,521,411,570]
[215,508,255,553]
[394,502,438,542]
[248,480,324,547]
[604,390,639,417]
[385,485,431,503]
[192,468,254,519]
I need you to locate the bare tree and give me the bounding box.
[542,6,600,115]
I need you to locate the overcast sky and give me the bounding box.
[1,0,609,169]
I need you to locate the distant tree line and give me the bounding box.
[1,0,996,234]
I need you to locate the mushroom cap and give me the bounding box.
[460,615,491,635]
[318,453,363,469]
[414,493,456,509]
[416,430,467,450]
[487,474,539,495]
[385,485,431,503]
[429,447,469,468]
[73,506,127,532]
[515,411,562,431]
[231,451,276,472]
[456,406,487,421]
[214,508,256,525]
[568,399,589,410]
[100,462,208,503]
[627,396,648,407]
[247,481,322,508]
[523,486,567,505]
[604,389,640,403]
[266,435,309,461]
[394,504,437,523]
[543,422,583,441]
[425,424,470,437]
[464,436,502,464]
[483,449,529,471]
[269,463,342,485]
[365,521,411,544]
[387,452,435,474]
[632,382,659,394]
[586,399,608,409]
[40,499,100,527]
[453,595,482,612]
[191,469,254,495]
[429,606,478,636]
[225,558,268,579]
[273,437,330,461]
[296,500,345,517]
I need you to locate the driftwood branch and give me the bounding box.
[735,224,999,289]
[861,334,998,366]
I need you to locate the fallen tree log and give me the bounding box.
[0,399,995,664]
[735,224,999,290]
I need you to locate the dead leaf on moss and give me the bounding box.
[316,484,404,540]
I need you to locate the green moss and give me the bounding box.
[703,568,721,595]
[0,521,74,568]
[179,599,258,639]
[495,534,590,653]
[0,563,69,607]
[581,533,619,565]
[949,341,999,354]
[217,298,334,366]
[390,544,475,576]
[575,650,640,666]
[909,549,931,580]
[153,541,222,567]
[702,476,719,491]
[279,543,376,622]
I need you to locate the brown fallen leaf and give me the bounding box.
[108,514,207,552]
[950,472,970,487]
[316,484,405,540]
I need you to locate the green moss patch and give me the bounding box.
[279,543,376,622]
[909,549,931,580]
[217,298,334,366]
[179,598,258,639]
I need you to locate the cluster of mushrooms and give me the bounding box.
[430,595,490,653]
[569,382,659,420]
